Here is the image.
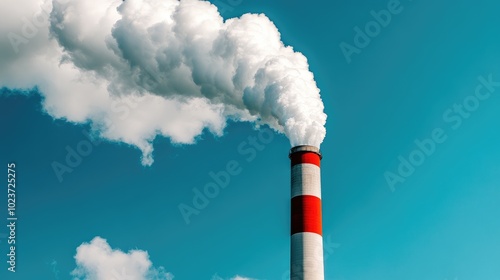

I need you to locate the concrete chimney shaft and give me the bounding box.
[289,145,324,280]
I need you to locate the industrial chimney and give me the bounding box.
[289,145,324,280]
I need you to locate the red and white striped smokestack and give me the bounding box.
[289,145,324,280]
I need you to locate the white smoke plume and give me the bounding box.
[0,0,327,165]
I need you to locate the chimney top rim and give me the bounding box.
[289,145,322,158]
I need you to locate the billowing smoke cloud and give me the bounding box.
[0,0,327,165]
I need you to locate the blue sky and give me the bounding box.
[1,0,500,279]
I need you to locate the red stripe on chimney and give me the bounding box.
[290,152,321,167]
[291,195,322,235]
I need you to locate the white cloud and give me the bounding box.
[72,237,256,280]
[231,276,256,280]
[212,274,256,280]
[72,237,173,280]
